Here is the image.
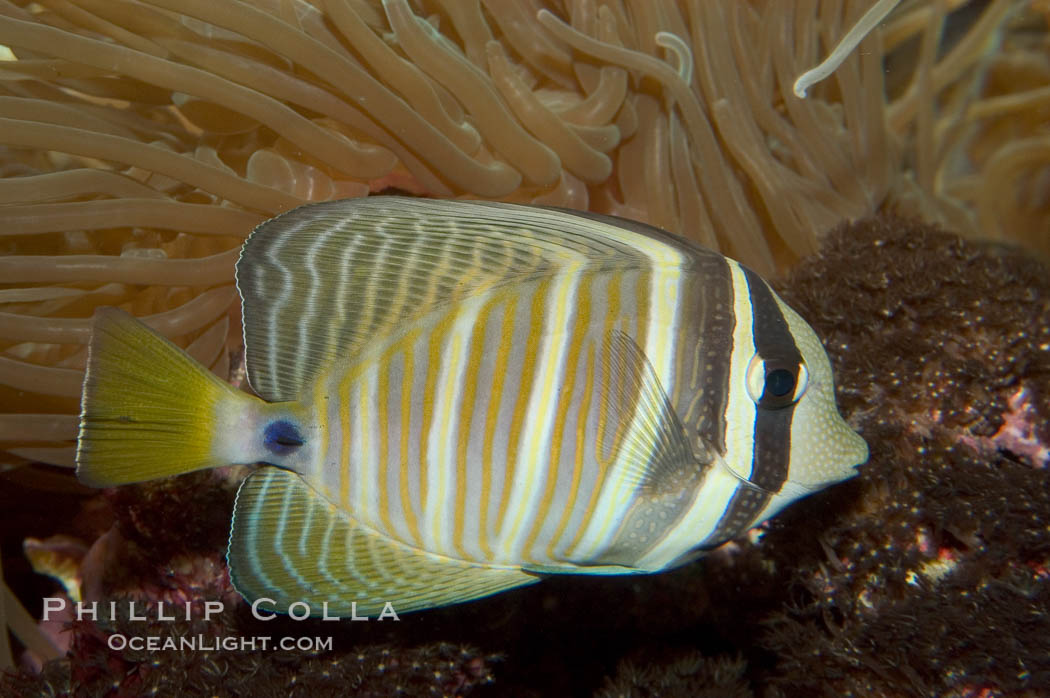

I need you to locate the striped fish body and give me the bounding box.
[77,198,868,616]
[308,267,732,572]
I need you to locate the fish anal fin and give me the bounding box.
[522,562,639,576]
[595,330,703,494]
[227,468,537,616]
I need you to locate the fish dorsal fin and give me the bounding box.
[595,331,703,494]
[236,197,694,401]
[227,467,538,616]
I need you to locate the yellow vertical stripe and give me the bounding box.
[356,372,371,518]
[504,271,577,554]
[566,272,621,555]
[495,280,547,537]
[310,378,331,496]
[584,269,652,553]
[635,268,651,364]
[546,335,595,559]
[418,325,442,512]
[523,273,591,558]
[338,370,353,508]
[398,338,422,546]
[478,292,518,560]
[375,351,394,538]
[452,294,502,558]
[424,310,460,549]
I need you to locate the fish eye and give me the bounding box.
[264,419,305,456]
[766,368,795,397]
[745,354,809,409]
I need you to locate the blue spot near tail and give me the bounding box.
[264,420,304,456]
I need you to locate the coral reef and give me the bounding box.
[3,214,1048,695]
[754,215,1050,696]
[3,469,499,697]
[5,617,498,698]
[596,650,751,698]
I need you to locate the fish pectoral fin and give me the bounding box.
[227,467,537,617]
[595,331,700,494]
[711,451,778,495]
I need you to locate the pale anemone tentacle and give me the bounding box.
[0,576,62,667]
[654,30,693,85]
[322,0,482,155]
[432,0,495,69]
[0,286,235,344]
[155,37,450,196]
[2,200,264,237]
[33,0,169,59]
[185,314,230,371]
[888,0,1015,130]
[962,85,1050,123]
[769,4,874,215]
[793,0,902,98]
[481,0,576,90]
[637,98,677,236]
[555,4,628,126]
[881,0,971,51]
[0,285,125,305]
[530,170,589,209]
[0,357,85,399]
[138,0,522,196]
[554,62,627,126]
[383,0,559,187]
[0,248,241,286]
[538,7,774,272]
[569,0,598,43]
[0,170,167,204]
[4,447,77,468]
[0,117,301,213]
[977,136,1050,242]
[0,16,394,180]
[0,415,79,442]
[668,110,717,250]
[0,96,139,140]
[566,123,620,153]
[915,0,946,196]
[651,30,714,248]
[486,40,612,183]
[695,1,838,256]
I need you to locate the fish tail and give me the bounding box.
[76,307,255,487]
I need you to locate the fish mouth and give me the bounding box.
[837,422,870,473]
[849,429,870,468]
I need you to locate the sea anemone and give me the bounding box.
[1,0,1043,462]
[1,0,1047,671]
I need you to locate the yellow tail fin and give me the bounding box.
[77,307,248,487]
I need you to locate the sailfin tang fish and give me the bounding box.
[77,197,868,616]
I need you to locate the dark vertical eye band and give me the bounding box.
[742,267,802,496]
[702,267,807,547]
[264,419,304,456]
